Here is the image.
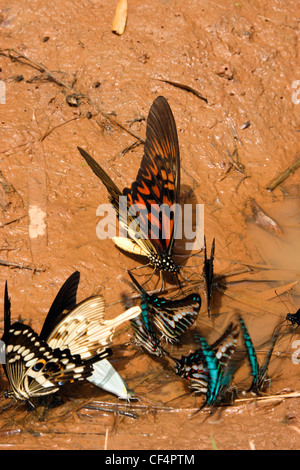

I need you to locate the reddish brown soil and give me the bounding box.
[0,0,300,450]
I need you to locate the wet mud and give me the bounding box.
[0,0,300,450]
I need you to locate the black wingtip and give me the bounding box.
[4,281,11,334]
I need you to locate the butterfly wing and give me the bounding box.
[3,281,11,335]
[203,237,215,316]
[177,323,239,396]
[123,96,180,262]
[87,358,134,399]
[130,315,166,357]
[4,323,95,401]
[1,282,12,377]
[128,271,200,342]
[237,315,260,392]
[256,329,279,391]
[122,280,166,357]
[172,349,209,393]
[46,295,141,360]
[77,147,122,213]
[195,335,223,407]
[211,322,239,368]
[39,271,80,341]
[79,96,180,273]
[149,293,201,342]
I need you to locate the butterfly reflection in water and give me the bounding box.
[78,96,182,284]
[172,322,240,409]
[1,272,141,405]
[128,271,201,350]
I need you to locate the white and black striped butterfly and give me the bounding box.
[128,271,201,344]
[1,272,140,404]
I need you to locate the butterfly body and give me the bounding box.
[286,308,300,326]
[78,96,181,276]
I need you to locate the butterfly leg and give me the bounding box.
[127,264,157,289]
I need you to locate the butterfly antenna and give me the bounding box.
[274,289,290,313]
[127,270,145,294]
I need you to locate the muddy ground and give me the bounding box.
[0,0,300,450]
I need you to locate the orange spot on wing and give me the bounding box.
[138,181,151,195]
[152,185,160,198]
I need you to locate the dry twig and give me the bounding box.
[266,157,300,191]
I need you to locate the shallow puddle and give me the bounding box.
[0,0,299,450]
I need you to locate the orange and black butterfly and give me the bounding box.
[78,96,180,276]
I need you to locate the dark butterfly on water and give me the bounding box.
[1,272,141,404]
[78,96,181,278]
[172,322,239,409]
[237,315,279,395]
[203,236,215,316]
[286,308,300,327]
[128,271,201,345]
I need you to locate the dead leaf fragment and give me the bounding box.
[257,281,298,300]
[249,198,284,237]
[112,0,128,36]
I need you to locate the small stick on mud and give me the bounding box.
[266,157,300,191]
[0,259,44,272]
[40,116,83,141]
[0,215,27,228]
[156,78,208,103]
[0,48,144,143]
[109,139,143,162]
[104,427,109,450]
[112,0,128,36]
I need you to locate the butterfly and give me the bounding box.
[1,272,141,404]
[190,324,240,410]
[87,358,135,400]
[172,322,240,399]
[130,315,167,358]
[128,271,201,344]
[286,308,300,327]
[121,282,169,358]
[237,315,279,395]
[203,236,215,316]
[78,96,181,278]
